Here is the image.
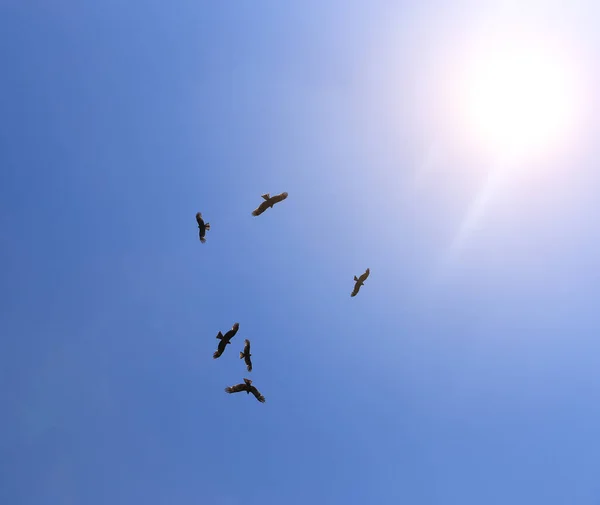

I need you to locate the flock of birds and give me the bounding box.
[195,191,371,404]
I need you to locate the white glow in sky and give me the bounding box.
[457,28,586,164]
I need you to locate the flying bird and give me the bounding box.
[196,212,211,243]
[252,192,288,216]
[351,268,370,297]
[225,378,265,403]
[213,322,240,359]
[239,339,252,372]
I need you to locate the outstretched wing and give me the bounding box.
[213,339,226,359]
[243,339,252,372]
[225,383,248,394]
[272,192,288,205]
[223,322,239,342]
[351,268,370,296]
[249,385,266,403]
[359,268,370,283]
[252,200,270,216]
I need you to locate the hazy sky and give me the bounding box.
[2,2,600,504]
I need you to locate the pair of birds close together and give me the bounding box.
[213,322,266,403]
[195,192,289,243]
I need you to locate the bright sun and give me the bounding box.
[460,34,582,161]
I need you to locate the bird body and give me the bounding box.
[252,192,288,216]
[196,212,211,243]
[239,339,252,372]
[213,322,240,359]
[351,268,370,297]
[225,378,265,403]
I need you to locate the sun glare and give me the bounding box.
[460,34,582,162]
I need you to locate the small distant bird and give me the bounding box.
[351,268,370,297]
[239,339,252,372]
[213,322,239,359]
[225,378,265,403]
[252,192,288,216]
[196,212,211,243]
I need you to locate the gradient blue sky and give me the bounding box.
[2,2,600,504]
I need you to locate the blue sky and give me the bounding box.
[1,1,600,504]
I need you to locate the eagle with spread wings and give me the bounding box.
[225,378,265,403]
[196,212,211,243]
[251,192,288,216]
[213,322,239,359]
[351,268,370,297]
[239,339,252,372]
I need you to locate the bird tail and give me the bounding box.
[205,223,210,230]
[239,352,244,359]
[353,275,358,281]
[261,193,270,200]
[200,237,206,244]
[216,332,223,339]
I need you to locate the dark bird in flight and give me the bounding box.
[239,339,252,372]
[252,192,288,216]
[196,212,211,243]
[351,268,370,297]
[225,378,265,403]
[213,322,240,359]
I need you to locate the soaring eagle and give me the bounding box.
[213,322,239,359]
[196,212,211,243]
[351,268,370,297]
[252,192,288,216]
[225,378,265,403]
[239,339,252,372]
